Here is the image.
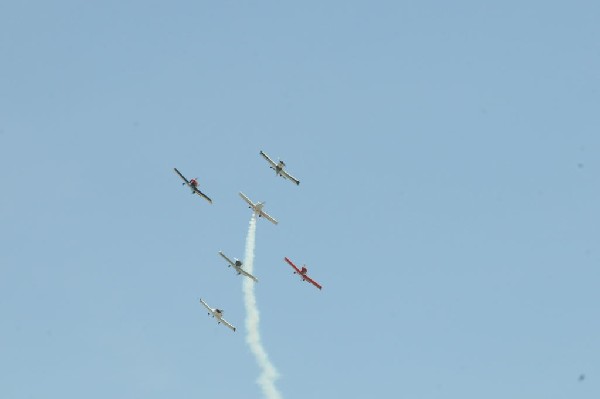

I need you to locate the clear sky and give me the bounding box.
[1,1,599,398]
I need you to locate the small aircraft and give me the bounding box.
[199,298,236,332]
[284,257,322,290]
[259,150,300,185]
[173,167,213,204]
[239,192,278,225]
[218,251,258,282]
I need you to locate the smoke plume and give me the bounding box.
[243,213,283,399]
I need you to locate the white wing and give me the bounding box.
[259,209,278,225]
[280,169,300,185]
[219,317,236,332]
[238,268,259,282]
[218,251,236,267]
[239,192,255,208]
[199,298,213,314]
[260,150,278,168]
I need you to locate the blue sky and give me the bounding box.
[1,1,599,398]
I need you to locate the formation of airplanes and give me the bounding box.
[174,151,321,333]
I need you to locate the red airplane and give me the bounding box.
[284,257,322,290]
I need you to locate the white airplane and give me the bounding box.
[199,298,236,332]
[239,192,278,225]
[259,150,300,185]
[218,251,258,282]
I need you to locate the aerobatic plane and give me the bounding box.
[259,150,300,185]
[173,167,213,204]
[284,257,322,290]
[239,192,278,225]
[218,251,258,282]
[199,298,236,332]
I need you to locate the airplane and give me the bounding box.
[173,167,213,204]
[259,150,300,185]
[199,298,236,332]
[284,257,322,290]
[239,192,278,225]
[218,251,258,282]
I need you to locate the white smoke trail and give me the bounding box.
[243,213,283,399]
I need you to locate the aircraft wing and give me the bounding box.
[284,257,301,273]
[220,318,236,332]
[194,188,213,204]
[259,150,278,168]
[218,251,236,267]
[303,274,322,290]
[173,167,190,185]
[259,209,278,225]
[239,192,255,208]
[238,268,259,283]
[280,169,300,185]
[199,298,213,313]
